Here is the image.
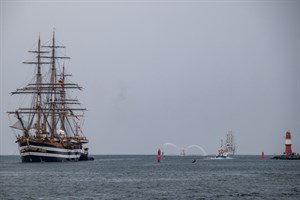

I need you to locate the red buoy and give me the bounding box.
[261,152,265,159]
[157,149,161,163]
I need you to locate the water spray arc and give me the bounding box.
[162,143,207,156]
[185,145,207,156]
[162,143,181,155]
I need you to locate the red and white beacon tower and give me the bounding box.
[285,131,292,155]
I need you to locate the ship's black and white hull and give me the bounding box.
[19,141,83,162]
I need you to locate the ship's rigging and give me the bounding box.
[8,33,85,138]
[7,32,92,162]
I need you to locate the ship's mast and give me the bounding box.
[36,36,42,137]
[60,64,65,131]
[41,31,75,137]
[11,35,50,136]
[50,32,56,137]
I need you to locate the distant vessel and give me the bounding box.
[214,131,236,159]
[180,148,186,156]
[272,131,300,160]
[215,149,228,159]
[215,140,228,159]
[7,33,93,162]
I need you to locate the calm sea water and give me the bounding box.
[0,155,299,199]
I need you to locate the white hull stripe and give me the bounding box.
[20,152,81,159]
[19,145,82,153]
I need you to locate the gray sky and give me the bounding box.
[1,0,299,155]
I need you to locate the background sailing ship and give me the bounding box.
[7,33,93,162]
[225,131,236,155]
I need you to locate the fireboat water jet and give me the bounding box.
[162,143,181,155]
[185,145,208,156]
[162,143,207,156]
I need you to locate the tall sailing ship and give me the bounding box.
[7,33,93,162]
[225,131,236,155]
